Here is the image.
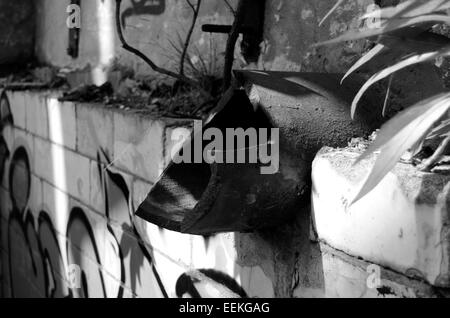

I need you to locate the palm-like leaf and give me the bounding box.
[314,14,450,46]
[316,0,450,202]
[350,47,450,118]
[341,43,386,84]
[361,0,450,20]
[319,0,347,26]
[352,93,450,203]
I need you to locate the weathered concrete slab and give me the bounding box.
[312,147,450,287]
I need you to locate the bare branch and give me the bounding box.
[186,0,196,11]
[223,0,236,15]
[223,0,246,90]
[180,0,202,77]
[115,0,198,86]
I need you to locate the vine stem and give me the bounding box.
[180,0,202,77]
[115,0,199,86]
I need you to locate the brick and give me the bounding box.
[28,175,43,219]
[63,149,90,204]
[5,91,26,129]
[113,111,164,183]
[104,168,134,226]
[2,120,15,151]
[108,222,174,298]
[65,201,112,298]
[11,128,34,172]
[312,147,450,287]
[42,181,70,237]
[132,179,153,212]
[90,160,105,215]
[47,98,76,150]
[293,245,438,298]
[33,136,53,181]
[100,267,127,298]
[24,92,49,138]
[35,140,90,203]
[0,187,12,228]
[76,103,114,159]
[140,220,192,270]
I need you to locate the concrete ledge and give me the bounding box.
[312,147,450,287]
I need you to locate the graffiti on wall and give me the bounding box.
[4,144,169,297]
[0,92,246,298]
[121,0,166,26]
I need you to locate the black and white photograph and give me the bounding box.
[0,0,450,304]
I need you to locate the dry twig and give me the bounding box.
[115,0,198,86]
[180,0,202,77]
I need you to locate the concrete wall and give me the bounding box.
[35,0,236,84]
[259,0,372,72]
[0,89,276,298]
[3,0,449,298]
[34,0,377,83]
[1,89,448,298]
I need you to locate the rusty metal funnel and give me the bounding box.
[136,72,384,235]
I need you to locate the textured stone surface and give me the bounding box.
[0,0,35,65]
[35,0,235,82]
[6,92,26,129]
[113,111,165,182]
[293,244,440,298]
[312,147,450,287]
[76,103,115,159]
[4,89,449,298]
[47,99,77,150]
[25,92,49,139]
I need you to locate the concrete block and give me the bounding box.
[24,92,49,138]
[5,91,26,129]
[76,103,114,159]
[11,128,34,173]
[35,141,90,203]
[67,199,107,261]
[101,166,133,226]
[132,179,153,213]
[106,223,167,298]
[113,111,165,183]
[42,181,71,238]
[28,175,43,218]
[140,220,192,270]
[47,98,76,150]
[312,147,450,287]
[33,136,53,182]
[63,149,90,204]
[293,243,445,298]
[90,160,105,215]
[0,187,12,228]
